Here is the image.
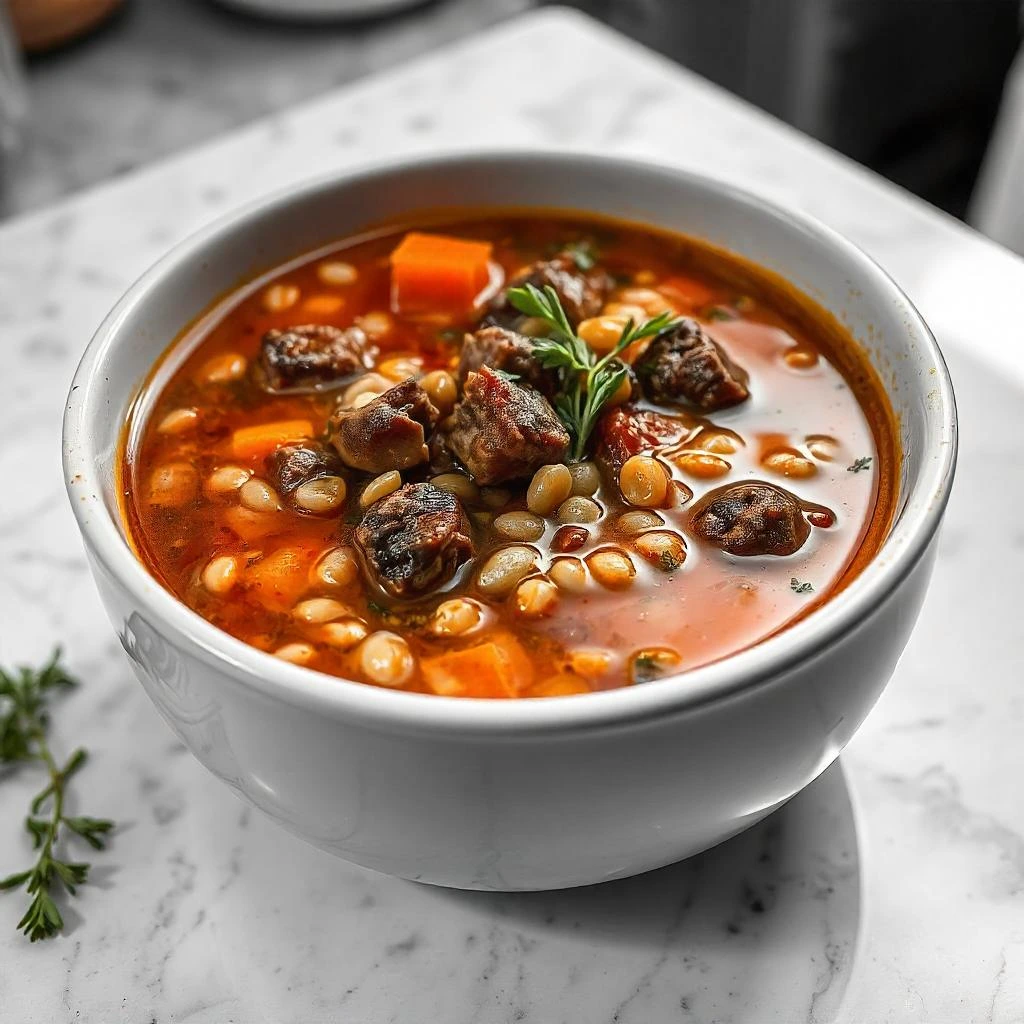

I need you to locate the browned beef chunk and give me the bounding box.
[355,483,474,598]
[594,405,696,469]
[328,378,438,473]
[635,319,750,411]
[260,324,368,392]
[458,326,557,397]
[491,253,612,327]
[446,367,569,485]
[266,443,344,494]
[427,424,458,475]
[690,482,810,556]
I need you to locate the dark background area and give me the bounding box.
[3,0,1022,221]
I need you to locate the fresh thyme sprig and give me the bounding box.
[0,649,114,942]
[507,283,679,461]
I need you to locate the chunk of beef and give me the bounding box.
[266,443,344,494]
[458,326,557,397]
[594,405,696,469]
[355,483,474,598]
[635,319,750,411]
[445,367,570,485]
[260,324,368,392]
[427,424,458,475]
[690,482,810,556]
[491,252,612,327]
[328,378,438,473]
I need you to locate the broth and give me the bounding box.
[121,212,898,697]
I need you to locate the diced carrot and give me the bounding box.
[231,419,314,459]
[223,506,282,543]
[421,633,534,698]
[245,545,317,611]
[390,232,493,313]
[659,275,716,311]
[526,672,591,698]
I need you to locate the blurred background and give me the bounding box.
[1,0,1023,252]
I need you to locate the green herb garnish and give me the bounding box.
[704,305,736,322]
[847,456,873,473]
[632,654,664,683]
[507,283,679,461]
[790,578,814,595]
[490,368,521,383]
[0,650,114,941]
[659,551,684,573]
[563,240,597,271]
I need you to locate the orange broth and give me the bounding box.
[120,212,898,697]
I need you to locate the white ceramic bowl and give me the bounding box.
[63,153,956,890]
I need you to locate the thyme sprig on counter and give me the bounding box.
[0,650,114,941]
[507,283,679,461]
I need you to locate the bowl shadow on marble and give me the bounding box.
[426,761,861,1018]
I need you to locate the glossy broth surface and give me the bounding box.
[122,213,897,697]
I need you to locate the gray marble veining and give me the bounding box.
[0,9,1023,1022]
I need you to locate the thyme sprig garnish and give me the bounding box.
[507,283,679,461]
[0,650,114,941]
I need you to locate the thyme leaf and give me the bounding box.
[507,284,680,461]
[0,650,114,941]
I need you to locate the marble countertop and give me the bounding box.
[4,0,532,217]
[1,9,1022,1022]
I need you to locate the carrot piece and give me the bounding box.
[659,275,716,311]
[223,506,282,543]
[231,419,314,459]
[390,232,493,313]
[421,633,534,698]
[245,545,317,611]
[526,672,591,698]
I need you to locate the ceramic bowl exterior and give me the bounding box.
[63,154,956,890]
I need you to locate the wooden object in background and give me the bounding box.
[9,0,123,54]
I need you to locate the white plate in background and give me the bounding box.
[211,0,428,20]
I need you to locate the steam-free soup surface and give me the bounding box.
[123,213,895,697]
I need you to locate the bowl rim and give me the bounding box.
[62,151,958,736]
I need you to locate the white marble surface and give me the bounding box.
[1,9,1022,1022]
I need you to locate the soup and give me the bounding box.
[120,212,898,698]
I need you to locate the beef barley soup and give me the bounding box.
[120,212,898,698]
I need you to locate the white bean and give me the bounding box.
[293,597,350,624]
[157,407,199,435]
[319,620,368,650]
[527,464,573,516]
[587,549,636,590]
[317,261,358,286]
[548,556,587,594]
[493,512,545,542]
[312,546,360,588]
[430,473,480,504]
[568,461,601,496]
[476,545,539,597]
[513,578,559,618]
[431,598,483,637]
[294,476,347,514]
[263,283,300,312]
[205,465,252,498]
[358,631,414,687]
[201,555,239,595]
[274,642,315,665]
[199,352,247,384]
[239,477,280,513]
[557,496,602,524]
[360,471,401,508]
